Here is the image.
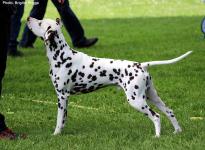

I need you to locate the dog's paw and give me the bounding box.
[154,135,160,138]
[173,128,182,134]
[53,132,60,135]
[53,129,61,135]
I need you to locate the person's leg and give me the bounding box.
[0,18,10,96]
[19,0,48,47]
[51,0,85,45]
[51,0,98,47]
[0,114,7,132]
[8,0,24,56]
[0,12,11,134]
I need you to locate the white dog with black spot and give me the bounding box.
[27,17,192,137]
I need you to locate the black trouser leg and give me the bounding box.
[0,114,7,132]
[52,0,85,45]
[0,14,11,132]
[8,0,25,52]
[20,0,48,46]
[0,17,10,95]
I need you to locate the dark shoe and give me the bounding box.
[0,128,27,140]
[19,43,34,48]
[74,37,98,48]
[0,128,17,140]
[8,50,23,57]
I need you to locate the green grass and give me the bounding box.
[0,0,205,149]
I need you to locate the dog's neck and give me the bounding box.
[44,31,79,70]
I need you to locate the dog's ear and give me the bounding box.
[56,18,63,27]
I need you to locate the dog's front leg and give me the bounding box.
[53,90,69,135]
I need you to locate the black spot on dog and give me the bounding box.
[60,52,70,64]
[134,69,138,73]
[129,76,134,80]
[68,70,72,75]
[66,63,72,68]
[113,68,121,75]
[47,30,58,49]
[49,69,53,75]
[125,69,128,76]
[87,74,92,79]
[55,62,61,68]
[88,86,95,91]
[92,58,99,61]
[90,62,94,68]
[100,70,107,77]
[78,72,85,77]
[71,49,77,55]
[67,79,70,84]
[47,26,51,31]
[53,50,60,60]
[133,63,142,69]
[109,74,114,81]
[71,70,78,82]
[58,103,61,108]
[149,108,156,116]
[134,85,139,89]
[92,76,97,81]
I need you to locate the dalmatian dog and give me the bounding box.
[27,17,192,137]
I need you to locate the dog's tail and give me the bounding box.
[141,51,192,68]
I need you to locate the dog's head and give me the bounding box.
[27,17,62,47]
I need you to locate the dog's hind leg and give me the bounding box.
[125,85,161,137]
[53,90,69,135]
[146,81,182,134]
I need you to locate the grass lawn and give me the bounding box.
[0,0,205,149]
